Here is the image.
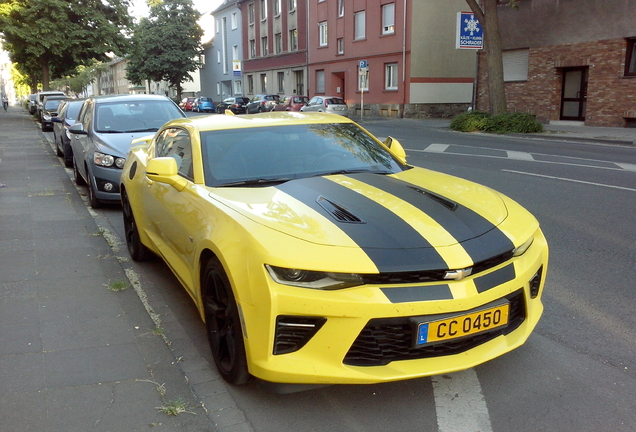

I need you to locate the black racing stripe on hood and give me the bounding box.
[352,172,515,264]
[277,177,448,272]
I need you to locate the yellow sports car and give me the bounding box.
[120,112,548,386]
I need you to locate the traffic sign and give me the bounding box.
[359,60,367,69]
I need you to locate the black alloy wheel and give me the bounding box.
[122,191,150,261]
[202,258,251,385]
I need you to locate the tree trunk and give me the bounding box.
[41,59,50,91]
[465,0,508,115]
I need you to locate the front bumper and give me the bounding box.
[90,163,122,203]
[238,229,548,384]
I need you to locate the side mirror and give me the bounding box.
[145,157,188,191]
[68,123,87,135]
[384,136,407,164]
[51,116,61,123]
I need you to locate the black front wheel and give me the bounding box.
[122,191,151,261]
[202,258,251,385]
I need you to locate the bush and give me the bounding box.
[450,111,544,134]
[450,111,491,132]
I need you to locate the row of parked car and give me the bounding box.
[180,94,348,117]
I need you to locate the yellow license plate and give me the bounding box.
[416,303,510,345]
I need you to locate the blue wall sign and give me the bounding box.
[456,12,483,49]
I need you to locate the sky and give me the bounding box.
[130,0,224,18]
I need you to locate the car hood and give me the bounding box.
[94,131,157,158]
[211,170,516,271]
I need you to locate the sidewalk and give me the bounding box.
[0,106,221,431]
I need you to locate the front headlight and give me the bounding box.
[94,152,126,169]
[43,114,51,121]
[266,265,364,290]
[513,236,534,257]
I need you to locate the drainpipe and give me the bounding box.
[402,0,407,117]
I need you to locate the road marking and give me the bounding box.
[424,143,450,153]
[506,150,534,161]
[616,162,636,172]
[503,169,636,192]
[432,368,493,432]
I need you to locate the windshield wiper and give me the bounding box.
[316,169,392,177]
[218,177,293,187]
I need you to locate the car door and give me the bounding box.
[71,99,94,182]
[141,127,202,296]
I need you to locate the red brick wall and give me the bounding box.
[476,38,636,127]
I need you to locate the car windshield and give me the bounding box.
[44,100,63,110]
[326,98,345,105]
[95,100,183,133]
[200,123,407,187]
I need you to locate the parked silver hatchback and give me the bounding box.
[300,96,348,117]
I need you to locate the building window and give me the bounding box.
[261,36,269,56]
[274,0,281,16]
[248,3,255,25]
[217,50,221,63]
[275,33,282,54]
[354,11,366,40]
[289,0,296,11]
[216,19,220,33]
[626,38,636,76]
[289,29,298,51]
[247,75,254,93]
[338,0,344,17]
[260,73,267,93]
[385,63,398,90]
[231,12,238,29]
[234,80,242,95]
[503,49,529,81]
[382,3,395,35]
[278,71,285,93]
[217,82,221,95]
[319,21,328,47]
[232,45,239,62]
[337,38,344,55]
[316,70,325,93]
[260,0,267,20]
[249,39,256,58]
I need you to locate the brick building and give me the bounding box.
[476,0,636,127]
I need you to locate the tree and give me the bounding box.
[126,0,203,101]
[465,0,520,115]
[0,0,132,91]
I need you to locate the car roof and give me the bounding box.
[167,111,354,133]
[90,94,174,104]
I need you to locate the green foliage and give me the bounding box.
[126,0,204,99]
[450,111,491,132]
[0,0,132,90]
[450,111,544,134]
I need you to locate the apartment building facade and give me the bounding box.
[476,0,636,127]
[305,0,477,118]
[237,0,309,99]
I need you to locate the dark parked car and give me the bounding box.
[215,96,250,114]
[52,98,85,167]
[36,91,66,120]
[28,94,38,115]
[69,94,185,208]
[192,97,215,112]
[246,94,280,113]
[273,95,309,112]
[40,96,66,131]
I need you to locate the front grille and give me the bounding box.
[343,290,526,366]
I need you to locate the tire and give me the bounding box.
[122,191,151,261]
[55,137,63,157]
[87,176,101,209]
[202,258,251,385]
[73,159,86,186]
[62,142,73,168]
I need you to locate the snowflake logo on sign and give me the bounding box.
[463,15,481,36]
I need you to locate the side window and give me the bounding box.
[156,128,194,180]
[78,101,92,130]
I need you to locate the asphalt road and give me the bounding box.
[43,115,636,432]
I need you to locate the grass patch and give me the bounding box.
[107,280,128,292]
[156,397,195,416]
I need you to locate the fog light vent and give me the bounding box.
[273,316,326,355]
[529,266,543,299]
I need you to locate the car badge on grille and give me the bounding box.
[443,268,473,281]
